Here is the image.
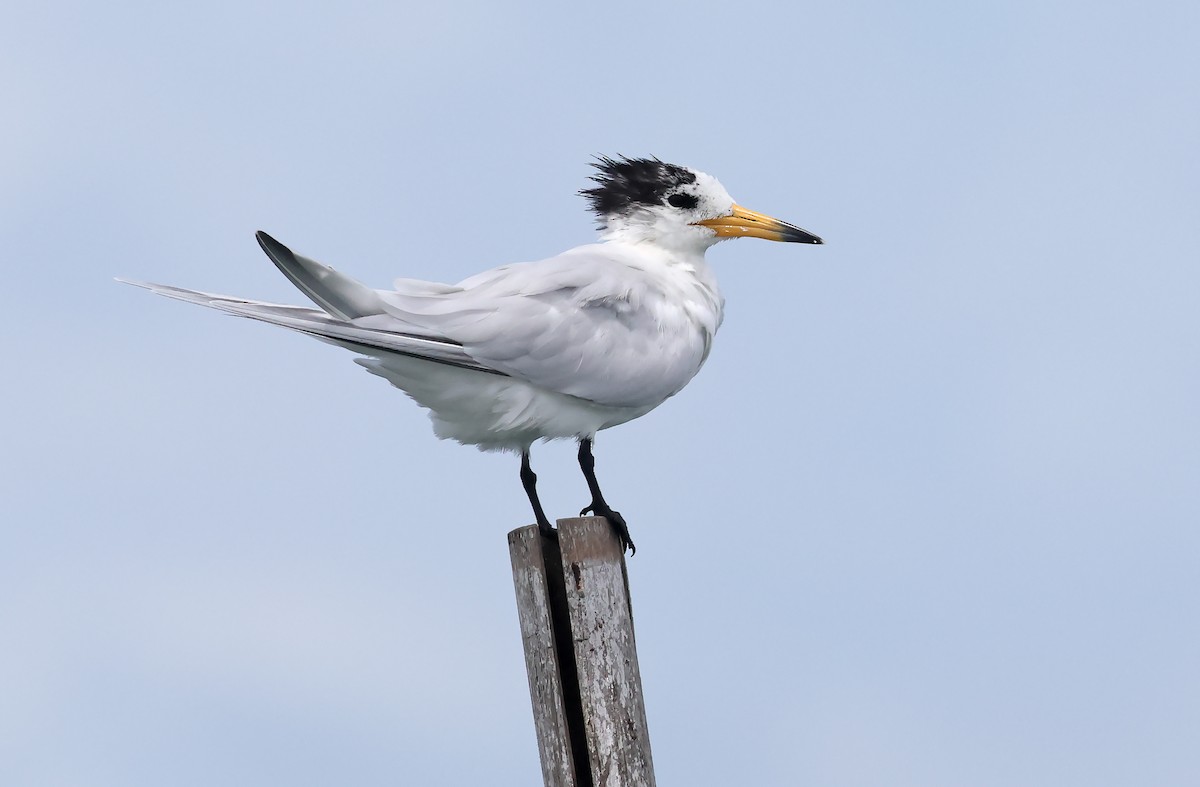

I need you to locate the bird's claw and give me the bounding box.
[580,500,635,556]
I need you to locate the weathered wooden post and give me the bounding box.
[508,516,656,787]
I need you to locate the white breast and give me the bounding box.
[359,241,725,449]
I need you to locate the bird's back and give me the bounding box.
[376,242,724,410]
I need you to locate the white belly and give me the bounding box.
[355,354,657,451]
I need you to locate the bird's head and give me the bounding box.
[580,156,822,253]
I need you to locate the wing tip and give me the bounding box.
[255,230,289,260]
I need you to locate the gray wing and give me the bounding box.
[378,245,707,408]
[123,234,706,408]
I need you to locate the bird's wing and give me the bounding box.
[121,235,706,408]
[378,245,704,408]
[255,231,388,320]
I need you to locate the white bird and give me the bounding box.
[121,157,822,553]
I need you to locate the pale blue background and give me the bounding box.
[4,1,1198,785]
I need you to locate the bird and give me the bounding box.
[120,156,822,554]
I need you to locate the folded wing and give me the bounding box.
[123,234,705,410]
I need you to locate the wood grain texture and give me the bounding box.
[508,525,579,787]
[557,517,656,787]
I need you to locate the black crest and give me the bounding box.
[580,156,697,218]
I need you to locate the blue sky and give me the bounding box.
[3,1,1198,784]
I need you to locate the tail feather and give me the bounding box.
[117,278,500,375]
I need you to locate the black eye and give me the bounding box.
[667,193,698,209]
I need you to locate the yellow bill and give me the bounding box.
[694,204,823,244]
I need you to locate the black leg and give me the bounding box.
[521,450,557,541]
[577,438,635,555]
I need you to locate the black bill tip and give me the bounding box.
[783,224,824,244]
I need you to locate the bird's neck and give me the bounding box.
[602,238,725,338]
[598,219,722,256]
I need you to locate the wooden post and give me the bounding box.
[508,517,656,787]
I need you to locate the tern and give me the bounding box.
[121,157,822,553]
